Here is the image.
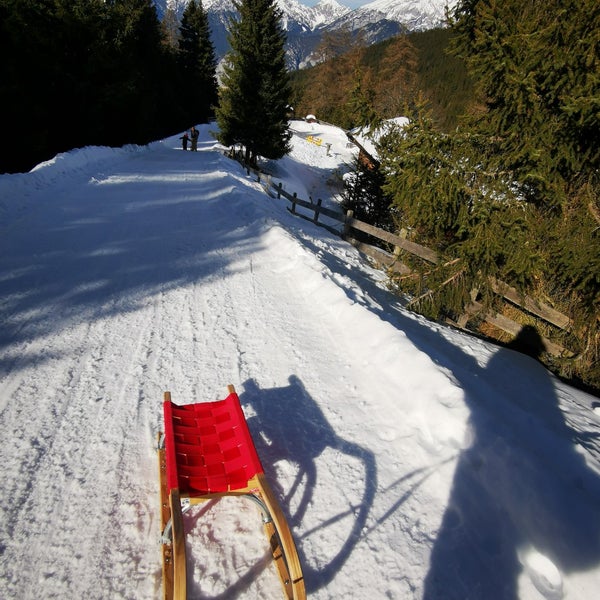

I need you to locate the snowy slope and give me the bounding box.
[1,123,599,599]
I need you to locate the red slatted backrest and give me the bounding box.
[163,391,264,495]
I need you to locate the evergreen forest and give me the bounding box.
[0,0,218,174]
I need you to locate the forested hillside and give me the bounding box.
[0,0,217,174]
[289,27,474,131]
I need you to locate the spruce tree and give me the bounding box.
[178,0,218,123]
[347,66,379,131]
[0,0,184,172]
[450,0,600,377]
[161,7,181,50]
[378,105,537,319]
[102,0,168,142]
[451,0,599,213]
[215,0,291,166]
[378,0,599,385]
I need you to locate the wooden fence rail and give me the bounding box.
[227,149,574,357]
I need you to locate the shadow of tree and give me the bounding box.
[0,148,264,375]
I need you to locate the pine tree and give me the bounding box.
[0,0,185,172]
[215,0,291,166]
[178,0,218,123]
[0,0,112,170]
[378,104,538,317]
[347,67,379,131]
[94,0,167,142]
[451,0,599,212]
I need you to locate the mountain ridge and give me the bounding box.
[153,0,454,67]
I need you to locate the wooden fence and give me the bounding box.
[228,149,574,358]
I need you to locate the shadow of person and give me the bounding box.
[239,376,377,594]
[422,325,600,599]
[505,324,547,357]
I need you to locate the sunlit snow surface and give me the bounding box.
[0,121,599,599]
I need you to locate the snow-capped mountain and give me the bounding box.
[153,0,348,28]
[153,0,188,19]
[305,0,351,29]
[348,0,453,32]
[199,0,349,33]
[304,0,455,64]
[153,0,454,68]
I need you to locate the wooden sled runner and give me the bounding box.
[157,385,305,600]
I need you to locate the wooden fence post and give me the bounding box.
[291,192,297,214]
[277,182,282,199]
[314,199,322,224]
[343,210,354,239]
[456,288,480,328]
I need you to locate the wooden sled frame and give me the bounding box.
[157,385,305,600]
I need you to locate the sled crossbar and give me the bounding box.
[158,385,305,600]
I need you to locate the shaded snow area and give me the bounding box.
[1,122,600,600]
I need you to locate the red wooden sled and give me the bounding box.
[157,385,305,600]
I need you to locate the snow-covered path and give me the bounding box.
[1,125,600,599]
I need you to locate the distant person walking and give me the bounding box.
[179,131,189,151]
[190,126,199,151]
